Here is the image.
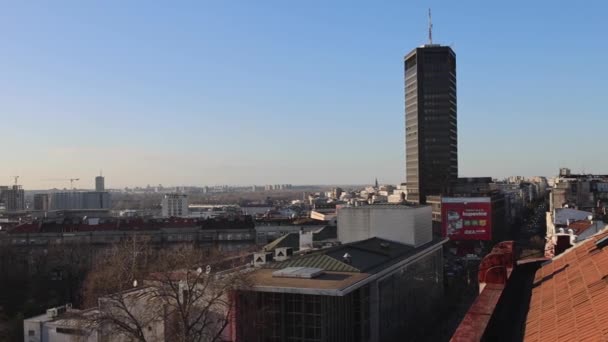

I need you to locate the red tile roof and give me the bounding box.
[567,220,594,235]
[525,228,608,341]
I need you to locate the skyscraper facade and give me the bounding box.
[0,185,25,212]
[404,44,457,204]
[95,175,105,192]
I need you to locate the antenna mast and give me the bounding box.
[428,8,433,44]
[429,8,433,45]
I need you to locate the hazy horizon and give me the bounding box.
[2,1,607,189]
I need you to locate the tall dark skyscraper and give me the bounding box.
[404,44,457,204]
[95,174,105,192]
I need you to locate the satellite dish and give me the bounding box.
[205,265,211,275]
[196,267,203,275]
[133,280,138,288]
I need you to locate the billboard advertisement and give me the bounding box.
[442,197,492,241]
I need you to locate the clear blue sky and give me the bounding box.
[1,1,606,189]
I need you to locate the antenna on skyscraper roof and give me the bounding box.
[428,8,433,44]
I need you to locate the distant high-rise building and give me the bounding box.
[34,193,50,211]
[95,174,105,191]
[161,193,189,217]
[404,44,457,204]
[0,185,25,212]
[49,191,111,210]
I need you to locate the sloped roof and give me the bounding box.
[265,254,359,273]
[263,233,299,251]
[567,220,593,235]
[263,237,440,274]
[524,228,608,341]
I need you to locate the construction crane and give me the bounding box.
[69,178,80,189]
[41,178,80,190]
[10,176,19,185]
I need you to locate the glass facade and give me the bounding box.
[236,248,444,342]
[378,249,443,341]
[237,287,370,342]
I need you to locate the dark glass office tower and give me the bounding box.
[404,45,457,204]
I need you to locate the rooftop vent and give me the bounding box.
[343,252,352,264]
[380,242,390,249]
[272,267,324,279]
[274,247,293,261]
[253,252,274,267]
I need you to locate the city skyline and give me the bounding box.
[1,1,607,188]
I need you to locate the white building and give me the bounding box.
[337,203,432,247]
[23,305,99,342]
[24,288,165,342]
[161,193,188,217]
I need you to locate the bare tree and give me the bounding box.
[79,239,250,342]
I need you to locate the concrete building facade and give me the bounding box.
[95,175,104,192]
[337,204,432,247]
[33,194,50,211]
[0,185,25,212]
[49,192,111,211]
[404,45,458,204]
[161,193,189,217]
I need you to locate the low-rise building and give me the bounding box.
[236,236,447,342]
[161,193,188,217]
[337,203,432,247]
[24,305,99,342]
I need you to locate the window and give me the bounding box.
[28,330,35,336]
[56,327,86,336]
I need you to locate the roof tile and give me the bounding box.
[524,228,608,341]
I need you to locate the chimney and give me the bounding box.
[568,228,577,244]
[299,230,313,250]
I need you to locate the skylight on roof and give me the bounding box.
[272,267,324,279]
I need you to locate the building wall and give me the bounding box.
[377,248,443,341]
[0,185,25,211]
[337,206,432,247]
[34,194,50,211]
[24,318,98,342]
[236,287,370,342]
[44,323,98,342]
[161,194,189,217]
[49,192,111,210]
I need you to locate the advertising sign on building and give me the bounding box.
[441,197,492,240]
